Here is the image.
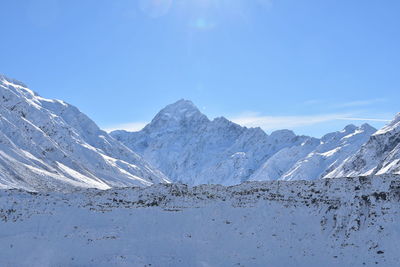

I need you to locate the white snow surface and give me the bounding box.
[0,74,169,192]
[111,100,376,185]
[327,113,400,178]
[0,174,399,266]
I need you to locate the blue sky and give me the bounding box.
[1,0,399,137]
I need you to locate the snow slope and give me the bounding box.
[0,74,168,191]
[250,124,376,181]
[111,100,312,185]
[327,113,400,178]
[0,175,399,266]
[112,100,376,184]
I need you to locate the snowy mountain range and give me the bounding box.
[250,123,377,181]
[111,99,378,185]
[1,74,400,190]
[112,99,313,185]
[326,113,400,178]
[0,74,168,192]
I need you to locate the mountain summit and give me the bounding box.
[145,99,209,131]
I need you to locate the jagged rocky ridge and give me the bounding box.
[111,99,377,185]
[0,75,169,191]
[327,113,400,178]
[251,123,377,181]
[1,174,399,266]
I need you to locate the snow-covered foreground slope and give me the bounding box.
[1,175,399,266]
[111,100,376,185]
[0,75,168,191]
[327,113,400,178]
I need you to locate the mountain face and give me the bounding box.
[111,100,311,185]
[111,100,376,185]
[250,124,377,181]
[0,74,169,191]
[326,113,400,178]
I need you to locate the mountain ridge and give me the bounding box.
[111,99,378,185]
[326,112,400,178]
[0,74,169,191]
[2,74,399,190]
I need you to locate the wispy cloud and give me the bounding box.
[337,117,391,122]
[103,122,148,133]
[333,98,387,108]
[230,112,349,130]
[229,112,391,131]
[302,98,387,108]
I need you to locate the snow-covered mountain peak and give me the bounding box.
[320,124,366,144]
[343,124,357,132]
[145,99,209,131]
[343,124,376,140]
[360,123,375,131]
[156,99,203,120]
